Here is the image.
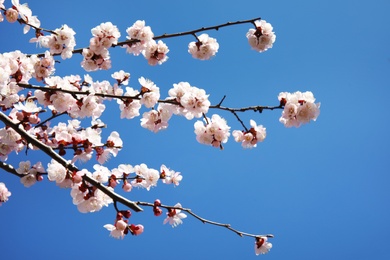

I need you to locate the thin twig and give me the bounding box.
[137,201,273,239]
[35,111,67,128]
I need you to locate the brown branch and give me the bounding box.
[17,18,57,35]
[210,104,284,113]
[35,111,67,128]
[19,83,282,114]
[137,201,274,239]
[0,111,143,212]
[0,161,24,178]
[29,17,261,57]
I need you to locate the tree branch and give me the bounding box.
[0,111,143,212]
[29,17,261,57]
[137,201,274,239]
[0,161,24,178]
[18,82,283,116]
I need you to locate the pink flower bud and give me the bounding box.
[36,174,44,182]
[72,173,82,184]
[153,206,163,217]
[122,181,132,192]
[120,210,131,219]
[5,8,18,23]
[16,112,24,121]
[115,220,128,231]
[129,224,144,235]
[29,114,40,124]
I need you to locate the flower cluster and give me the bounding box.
[0,50,56,109]
[117,86,141,119]
[0,182,11,205]
[38,24,76,59]
[139,77,160,108]
[34,74,109,119]
[12,98,42,128]
[16,161,46,187]
[246,20,276,52]
[0,127,23,161]
[130,163,161,191]
[168,82,210,120]
[194,114,231,148]
[143,40,169,66]
[32,51,55,81]
[124,20,154,56]
[124,20,169,65]
[71,178,114,213]
[160,165,182,186]
[140,104,172,133]
[233,120,266,148]
[81,22,120,71]
[103,211,144,239]
[278,91,321,127]
[188,33,219,60]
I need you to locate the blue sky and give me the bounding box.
[1,0,389,259]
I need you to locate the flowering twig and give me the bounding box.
[137,201,274,239]
[0,111,143,212]
[29,17,261,57]
[17,82,282,116]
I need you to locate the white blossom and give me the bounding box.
[0,182,11,205]
[188,34,219,60]
[163,203,187,227]
[246,20,276,52]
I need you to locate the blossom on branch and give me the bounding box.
[91,22,121,49]
[131,163,159,191]
[232,120,266,148]
[168,82,210,120]
[0,182,11,205]
[0,127,23,161]
[71,175,113,213]
[125,20,154,56]
[194,114,231,149]
[163,203,187,227]
[143,40,169,66]
[31,51,55,81]
[117,87,141,119]
[140,104,172,133]
[103,221,127,239]
[188,33,219,60]
[47,159,67,184]
[111,70,130,86]
[129,224,144,235]
[16,161,44,187]
[160,165,182,186]
[246,20,276,52]
[139,77,160,108]
[278,91,321,128]
[81,22,120,71]
[6,0,40,33]
[254,236,272,255]
[38,25,76,59]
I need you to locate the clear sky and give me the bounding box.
[1,0,389,259]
